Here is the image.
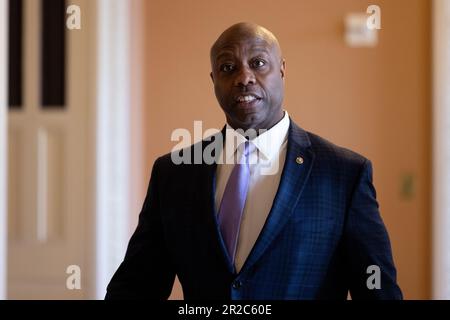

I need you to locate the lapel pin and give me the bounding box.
[296,156,304,165]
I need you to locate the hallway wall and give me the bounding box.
[142,0,431,299]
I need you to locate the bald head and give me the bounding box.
[209,22,286,131]
[210,22,282,64]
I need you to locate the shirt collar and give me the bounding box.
[224,110,290,162]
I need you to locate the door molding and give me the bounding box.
[432,0,450,299]
[1,0,143,299]
[95,0,144,299]
[0,0,8,300]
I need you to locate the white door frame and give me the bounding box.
[0,0,8,300]
[433,0,450,300]
[94,0,144,299]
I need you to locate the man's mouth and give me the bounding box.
[235,94,261,103]
[234,94,262,111]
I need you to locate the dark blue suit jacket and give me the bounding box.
[106,119,402,300]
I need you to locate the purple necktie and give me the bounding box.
[218,141,255,264]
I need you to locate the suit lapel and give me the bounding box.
[239,120,315,274]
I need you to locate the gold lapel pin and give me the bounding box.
[296,156,304,165]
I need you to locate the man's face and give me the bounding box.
[210,36,286,131]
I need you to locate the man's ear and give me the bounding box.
[210,72,215,84]
[280,60,286,79]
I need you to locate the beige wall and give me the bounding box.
[142,0,431,299]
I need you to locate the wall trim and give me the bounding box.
[432,0,450,300]
[0,0,8,300]
[95,0,133,299]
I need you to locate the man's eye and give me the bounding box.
[251,59,266,68]
[220,64,235,72]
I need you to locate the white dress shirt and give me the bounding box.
[215,110,290,272]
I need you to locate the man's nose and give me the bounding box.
[234,66,255,87]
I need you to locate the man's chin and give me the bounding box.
[232,116,265,132]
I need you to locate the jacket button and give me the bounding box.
[232,280,242,289]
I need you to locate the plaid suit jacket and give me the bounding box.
[106,119,402,300]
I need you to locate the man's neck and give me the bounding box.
[228,110,286,134]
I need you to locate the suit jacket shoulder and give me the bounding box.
[306,130,368,171]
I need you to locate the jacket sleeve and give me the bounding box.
[344,159,403,300]
[105,157,176,299]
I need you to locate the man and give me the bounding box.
[105,22,402,300]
